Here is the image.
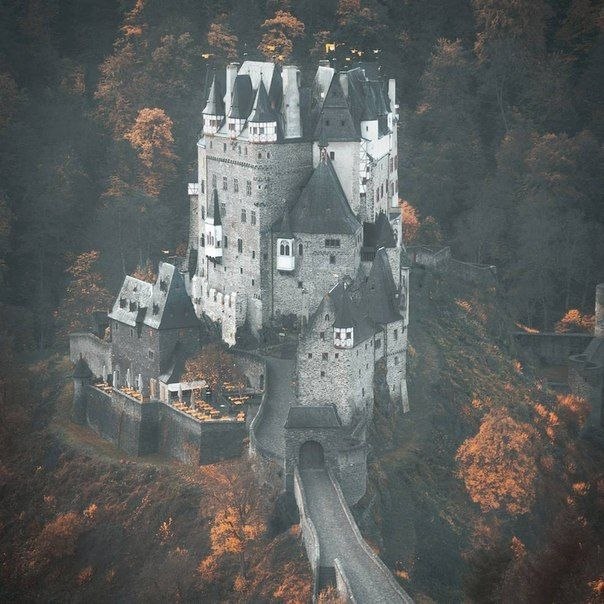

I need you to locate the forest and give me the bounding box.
[0,0,602,602]
[0,0,602,349]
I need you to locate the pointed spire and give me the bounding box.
[203,70,225,116]
[248,79,276,123]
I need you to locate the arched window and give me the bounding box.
[284,243,290,256]
[298,243,303,256]
[280,242,285,255]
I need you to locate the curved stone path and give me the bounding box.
[300,468,412,604]
[251,356,295,460]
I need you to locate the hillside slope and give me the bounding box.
[362,268,603,603]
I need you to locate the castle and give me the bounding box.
[70,60,412,602]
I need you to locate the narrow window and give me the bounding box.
[212,174,217,187]
[220,202,226,216]
[298,243,303,256]
[320,332,325,340]
[393,329,398,340]
[330,151,335,160]
[321,370,326,377]
[200,234,205,247]
[252,251,256,259]
[148,350,154,359]
[237,239,243,253]
[201,206,205,219]
[329,254,336,264]
[223,143,226,152]
[234,178,239,193]
[251,211,256,225]
[223,235,228,248]
[223,176,227,191]
[308,353,312,359]
[200,180,205,193]
[241,209,246,223]
[322,353,328,361]
[246,180,252,196]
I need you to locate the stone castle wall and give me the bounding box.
[513,332,593,366]
[297,313,375,426]
[159,405,246,464]
[272,232,361,322]
[69,332,112,379]
[80,385,246,463]
[85,386,159,456]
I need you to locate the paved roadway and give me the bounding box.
[300,468,413,604]
[252,356,295,460]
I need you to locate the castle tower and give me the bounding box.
[72,356,93,424]
[202,72,225,135]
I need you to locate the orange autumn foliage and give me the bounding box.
[555,309,595,334]
[124,107,176,196]
[456,407,540,515]
[182,343,246,391]
[401,200,420,244]
[258,10,305,63]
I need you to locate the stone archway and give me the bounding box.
[299,440,325,469]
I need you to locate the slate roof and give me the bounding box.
[285,404,342,429]
[248,80,277,123]
[229,74,253,119]
[145,263,200,330]
[308,281,375,346]
[361,248,401,325]
[159,341,188,384]
[203,72,225,116]
[109,263,199,331]
[108,276,153,327]
[312,74,359,141]
[286,154,361,235]
[363,212,396,249]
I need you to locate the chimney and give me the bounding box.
[225,62,239,115]
[282,65,301,139]
[388,78,396,114]
[596,283,604,338]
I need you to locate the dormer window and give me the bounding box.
[152,303,159,315]
[334,327,354,348]
[119,298,126,308]
[160,279,168,292]
[129,301,137,311]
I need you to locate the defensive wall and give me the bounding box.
[70,332,112,379]
[294,467,321,600]
[79,385,246,464]
[512,332,593,366]
[407,245,497,285]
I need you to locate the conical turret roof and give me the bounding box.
[287,154,360,235]
[203,71,225,116]
[248,80,276,123]
[229,74,253,119]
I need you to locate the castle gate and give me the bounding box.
[299,440,324,469]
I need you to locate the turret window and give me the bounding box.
[279,241,290,256]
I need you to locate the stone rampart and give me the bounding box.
[70,332,112,379]
[85,386,159,456]
[159,404,247,464]
[232,349,266,390]
[513,332,593,366]
[294,467,321,601]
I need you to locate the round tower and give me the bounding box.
[72,356,93,425]
[595,283,604,338]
